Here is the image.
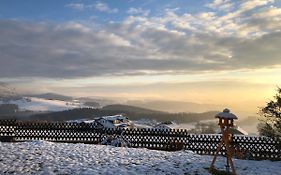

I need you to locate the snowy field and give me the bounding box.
[0,97,84,112]
[0,141,280,175]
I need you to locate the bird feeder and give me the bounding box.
[209,108,238,175]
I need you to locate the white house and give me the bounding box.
[95,117,115,128]
[95,114,133,129]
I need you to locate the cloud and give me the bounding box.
[249,6,281,30]
[231,31,281,67]
[252,6,281,18]
[206,0,234,12]
[65,2,119,13]
[65,3,85,11]
[127,8,150,16]
[0,1,281,79]
[95,2,118,13]
[239,0,274,12]
[204,0,278,38]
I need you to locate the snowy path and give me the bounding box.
[0,141,280,175]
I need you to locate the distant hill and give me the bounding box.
[77,97,115,107]
[0,104,18,119]
[83,101,100,108]
[0,82,22,101]
[126,100,220,113]
[0,103,41,119]
[102,104,165,114]
[27,93,73,101]
[26,104,218,123]
[236,116,259,135]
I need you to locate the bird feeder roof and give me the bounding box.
[215,108,238,120]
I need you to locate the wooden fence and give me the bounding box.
[0,120,280,160]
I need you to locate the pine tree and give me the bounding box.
[258,87,281,137]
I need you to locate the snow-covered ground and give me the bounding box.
[0,141,280,175]
[0,97,85,112]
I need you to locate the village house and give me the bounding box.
[94,114,133,129]
[154,121,180,130]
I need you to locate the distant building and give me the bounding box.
[217,125,248,135]
[154,121,180,130]
[94,114,133,129]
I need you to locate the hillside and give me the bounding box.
[126,100,220,113]
[102,104,165,114]
[0,82,22,101]
[0,83,220,122]
[27,93,73,101]
[0,97,84,113]
[26,104,218,123]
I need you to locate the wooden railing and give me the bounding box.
[0,120,280,160]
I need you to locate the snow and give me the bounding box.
[215,108,238,120]
[0,97,84,112]
[0,141,280,175]
[236,126,249,135]
[98,114,127,121]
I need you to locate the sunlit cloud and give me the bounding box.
[1,7,281,78]
[127,7,150,16]
[95,2,118,13]
[205,0,234,12]
[0,0,281,115]
[65,3,85,11]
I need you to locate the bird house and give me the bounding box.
[216,108,237,128]
[210,108,238,175]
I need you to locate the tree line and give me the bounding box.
[27,105,218,123]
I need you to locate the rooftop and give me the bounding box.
[215,108,238,120]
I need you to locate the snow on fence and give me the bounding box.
[0,119,280,160]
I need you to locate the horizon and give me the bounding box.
[1,0,281,117]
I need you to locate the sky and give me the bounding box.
[0,0,281,116]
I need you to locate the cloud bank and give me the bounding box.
[0,0,281,78]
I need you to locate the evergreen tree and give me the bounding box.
[258,87,281,137]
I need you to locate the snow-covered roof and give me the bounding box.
[82,120,96,123]
[154,122,180,129]
[96,114,127,121]
[217,126,248,135]
[134,123,153,129]
[115,123,131,128]
[236,126,248,135]
[215,108,238,120]
[67,119,95,123]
